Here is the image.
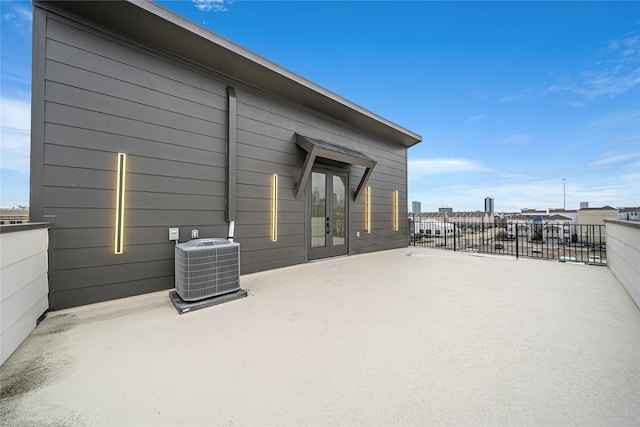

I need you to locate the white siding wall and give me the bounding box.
[1,226,50,365]
[605,220,640,309]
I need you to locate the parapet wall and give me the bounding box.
[0,223,50,365]
[605,219,640,309]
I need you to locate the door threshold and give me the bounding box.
[308,254,349,263]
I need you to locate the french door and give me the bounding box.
[309,169,348,259]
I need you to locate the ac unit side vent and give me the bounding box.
[175,238,240,301]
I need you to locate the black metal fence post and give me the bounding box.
[444,222,447,249]
[452,223,456,251]
[515,224,519,259]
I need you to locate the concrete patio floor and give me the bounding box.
[1,247,639,426]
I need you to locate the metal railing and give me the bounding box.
[408,220,608,265]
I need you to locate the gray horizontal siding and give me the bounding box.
[53,243,174,270]
[46,17,229,102]
[53,276,175,310]
[45,40,227,118]
[45,103,226,156]
[237,94,407,165]
[44,187,226,211]
[45,207,226,228]
[54,259,174,291]
[54,225,231,249]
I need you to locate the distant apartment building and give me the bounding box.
[414,211,492,227]
[580,201,589,209]
[618,207,640,221]
[411,201,421,214]
[484,197,494,213]
[578,206,619,226]
[0,209,29,225]
[448,211,493,227]
[543,214,572,244]
[414,212,446,222]
[548,208,577,224]
[520,208,547,223]
[412,219,455,236]
[578,206,618,244]
[508,215,534,241]
[438,207,453,213]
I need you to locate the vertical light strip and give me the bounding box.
[393,190,399,231]
[366,186,371,233]
[271,174,278,241]
[114,152,127,254]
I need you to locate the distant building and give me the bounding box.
[414,211,492,227]
[414,212,446,222]
[548,209,577,224]
[448,211,493,226]
[411,201,421,214]
[438,207,453,213]
[520,208,547,224]
[412,219,455,236]
[484,197,494,213]
[619,207,640,221]
[508,215,534,241]
[578,206,619,226]
[543,214,572,244]
[0,209,29,225]
[578,206,619,244]
[580,202,589,209]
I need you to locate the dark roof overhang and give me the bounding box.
[36,0,422,148]
[294,134,376,201]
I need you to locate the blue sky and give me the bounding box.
[1,0,639,212]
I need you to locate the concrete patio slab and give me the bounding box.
[1,247,639,426]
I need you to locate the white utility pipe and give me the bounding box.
[228,220,235,242]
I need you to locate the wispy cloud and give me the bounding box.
[2,3,32,34]
[500,133,531,145]
[546,31,640,102]
[501,89,533,103]
[468,114,486,123]
[0,97,31,173]
[502,31,640,105]
[471,90,487,100]
[193,0,230,12]
[409,158,492,180]
[589,152,640,167]
[589,109,640,127]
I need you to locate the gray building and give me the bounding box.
[484,197,494,214]
[29,0,421,309]
[412,201,422,214]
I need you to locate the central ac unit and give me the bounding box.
[175,238,240,301]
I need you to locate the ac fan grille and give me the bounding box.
[175,241,240,301]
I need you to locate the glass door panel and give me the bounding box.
[332,175,346,247]
[311,172,326,249]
